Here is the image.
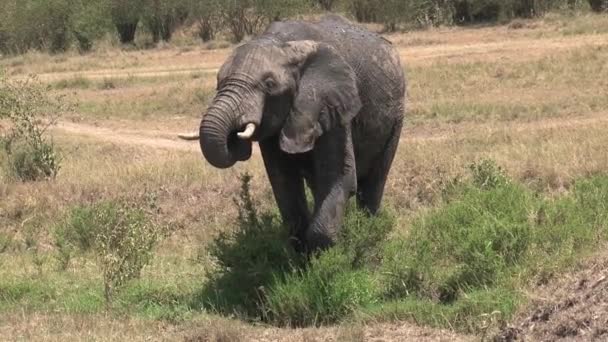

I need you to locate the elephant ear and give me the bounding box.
[285,41,362,127]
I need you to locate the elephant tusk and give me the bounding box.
[237,123,256,140]
[177,132,200,141]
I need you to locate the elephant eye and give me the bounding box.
[264,77,277,91]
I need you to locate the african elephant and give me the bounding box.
[180,15,406,252]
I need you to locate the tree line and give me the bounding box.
[0,0,605,55]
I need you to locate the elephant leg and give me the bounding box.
[259,138,310,252]
[357,118,403,214]
[307,126,357,251]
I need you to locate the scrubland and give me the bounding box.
[1,13,608,341]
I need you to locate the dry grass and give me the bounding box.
[2,12,608,341]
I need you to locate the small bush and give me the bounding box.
[266,248,380,326]
[469,158,510,189]
[200,173,394,325]
[2,140,60,182]
[197,173,303,318]
[55,200,165,306]
[0,73,64,182]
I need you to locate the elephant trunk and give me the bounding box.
[199,89,262,169]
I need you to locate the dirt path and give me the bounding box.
[34,66,220,82]
[29,33,608,83]
[52,114,608,153]
[53,121,200,152]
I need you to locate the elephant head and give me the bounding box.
[182,39,362,168]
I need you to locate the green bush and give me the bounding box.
[266,248,380,326]
[199,173,394,325]
[55,200,165,305]
[2,139,60,182]
[196,174,303,318]
[0,73,63,182]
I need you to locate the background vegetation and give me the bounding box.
[0,0,605,54]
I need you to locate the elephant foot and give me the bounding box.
[289,235,307,254]
[305,229,335,253]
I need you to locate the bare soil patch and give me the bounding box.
[496,252,608,341]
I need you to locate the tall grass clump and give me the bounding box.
[0,72,64,182]
[196,173,303,318]
[199,173,395,326]
[55,200,166,306]
[266,207,394,327]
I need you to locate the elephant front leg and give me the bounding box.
[259,138,310,252]
[307,127,357,251]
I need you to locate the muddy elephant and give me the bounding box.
[180,15,406,252]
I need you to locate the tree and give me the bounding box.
[143,0,189,43]
[315,0,336,10]
[110,0,144,44]
[189,0,222,42]
[348,0,380,23]
[217,0,311,43]
[588,0,608,12]
[71,0,113,52]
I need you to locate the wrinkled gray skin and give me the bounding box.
[198,15,406,252]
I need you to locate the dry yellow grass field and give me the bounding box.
[1,12,608,341]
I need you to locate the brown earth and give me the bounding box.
[495,252,608,342]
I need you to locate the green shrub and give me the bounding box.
[266,248,380,326]
[197,173,303,318]
[469,158,510,189]
[0,73,63,182]
[265,207,393,326]
[55,200,165,306]
[199,173,394,325]
[2,140,60,182]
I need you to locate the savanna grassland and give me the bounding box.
[2,12,608,341]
